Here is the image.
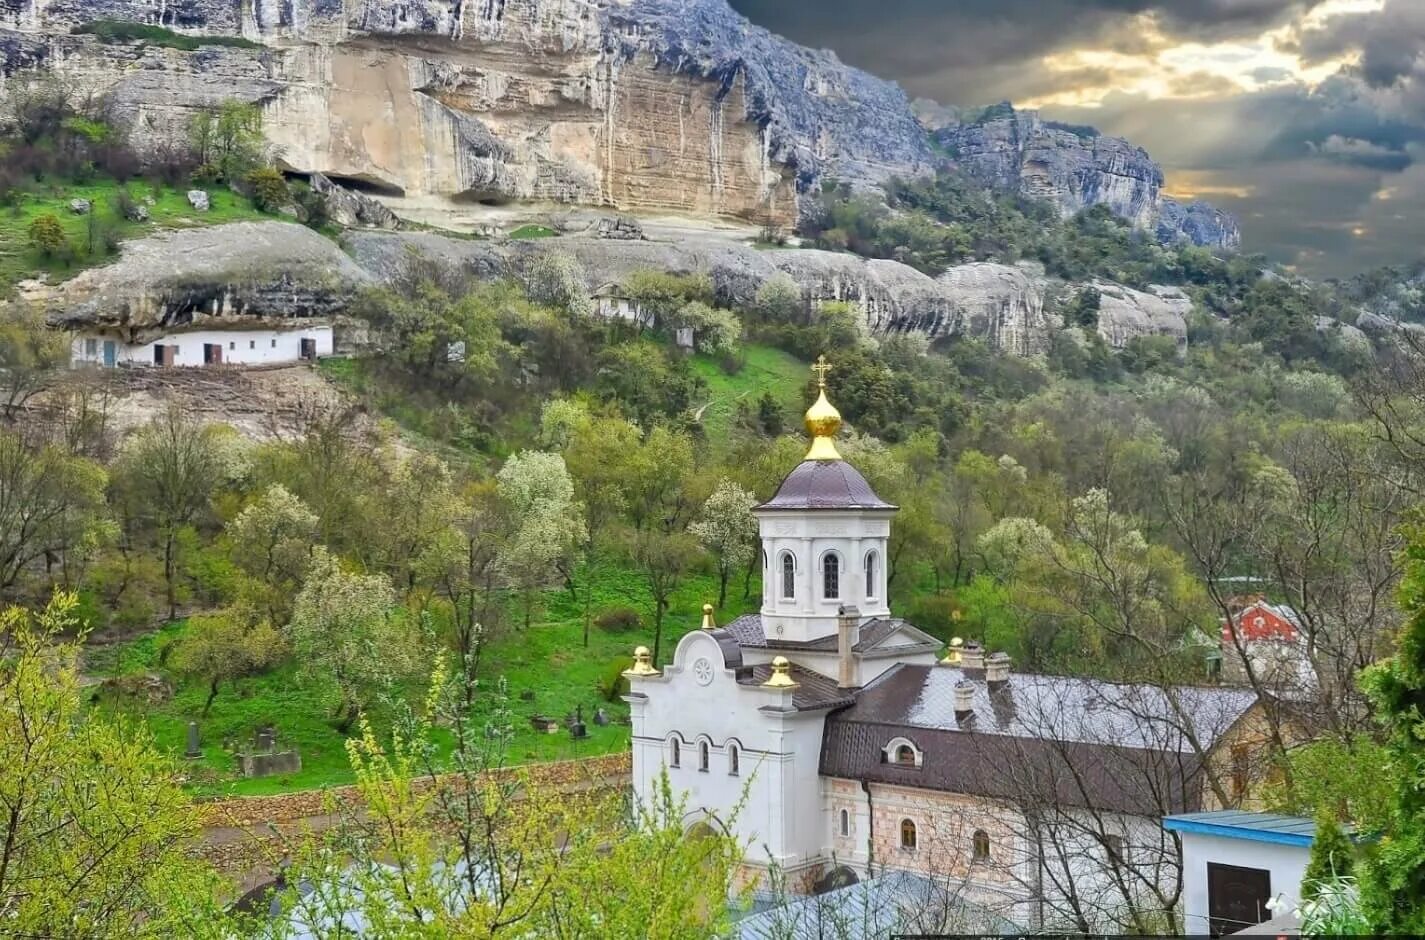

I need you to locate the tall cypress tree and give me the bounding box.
[1359,525,1425,930]
[1301,809,1354,901]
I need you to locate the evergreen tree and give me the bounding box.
[1301,809,1354,901]
[1359,523,1425,931]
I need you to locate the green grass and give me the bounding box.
[0,177,268,291]
[508,224,558,239]
[690,345,807,446]
[88,563,761,796]
[72,20,261,51]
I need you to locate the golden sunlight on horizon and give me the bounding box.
[1020,0,1385,109]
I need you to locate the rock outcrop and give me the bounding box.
[1092,281,1189,351]
[45,222,372,342]
[1,0,933,227]
[342,229,1186,355]
[309,173,400,230]
[932,103,1240,251]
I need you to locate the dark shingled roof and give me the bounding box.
[737,662,857,712]
[757,460,896,511]
[819,664,1259,814]
[722,614,938,655]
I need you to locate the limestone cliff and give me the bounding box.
[41,220,1190,356]
[930,103,1241,251]
[0,0,934,227]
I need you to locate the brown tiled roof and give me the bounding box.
[756,459,896,511]
[819,664,1258,814]
[722,614,938,655]
[736,662,857,712]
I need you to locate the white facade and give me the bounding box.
[756,509,893,644]
[69,326,334,368]
[627,630,829,878]
[1169,817,1313,934]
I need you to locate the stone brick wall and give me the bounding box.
[195,752,631,884]
[867,783,1023,888]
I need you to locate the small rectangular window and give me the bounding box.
[250,340,256,350]
[84,338,97,356]
[270,339,277,349]
[228,341,235,351]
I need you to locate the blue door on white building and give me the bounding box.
[102,340,116,367]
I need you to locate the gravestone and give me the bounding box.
[570,705,587,740]
[69,199,91,215]
[239,726,302,778]
[593,707,610,726]
[188,190,210,212]
[185,721,202,759]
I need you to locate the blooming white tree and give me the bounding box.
[495,450,587,627]
[525,251,593,317]
[674,300,742,356]
[225,482,319,623]
[689,479,758,608]
[287,549,421,732]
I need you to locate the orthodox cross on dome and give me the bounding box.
[804,355,843,461]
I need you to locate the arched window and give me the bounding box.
[839,809,850,837]
[972,830,990,861]
[823,552,840,600]
[670,738,681,767]
[781,553,796,600]
[895,744,916,766]
[900,819,918,850]
[699,741,709,772]
[864,551,878,599]
[728,744,740,776]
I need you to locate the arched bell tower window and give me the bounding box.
[781,552,796,600]
[823,552,840,600]
[864,551,878,600]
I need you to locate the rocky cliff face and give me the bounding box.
[42,220,1190,356]
[0,0,933,226]
[931,103,1240,251]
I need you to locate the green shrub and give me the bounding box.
[246,167,290,212]
[28,213,68,258]
[594,607,641,632]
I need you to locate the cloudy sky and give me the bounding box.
[727,0,1425,278]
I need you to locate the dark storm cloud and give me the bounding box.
[725,0,1422,275]
[727,0,1327,102]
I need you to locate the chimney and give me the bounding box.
[959,641,985,674]
[954,680,976,722]
[986,651,1012,687]
[837,605,861,689]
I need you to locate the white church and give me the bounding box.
[623,358,1276,931]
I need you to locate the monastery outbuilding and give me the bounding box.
[624,357,1279,933]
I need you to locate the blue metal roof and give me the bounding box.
[1163,811,1318,847]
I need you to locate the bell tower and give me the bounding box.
[754,356,896,643]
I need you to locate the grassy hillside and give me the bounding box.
[89,564,760,797]
[690,345,806,445]
[0,178,267,291]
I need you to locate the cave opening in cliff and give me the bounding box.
[452,189,515,207]
[296,172,406,198]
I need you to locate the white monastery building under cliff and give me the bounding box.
[624,358,1277,933]
[69,325,333,368]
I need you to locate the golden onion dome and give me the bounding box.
[804,355,843,461]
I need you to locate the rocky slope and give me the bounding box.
[929,103,1241,251]
[0,0,933,228]
[37,219,1189,356]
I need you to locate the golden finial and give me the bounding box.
[701,603,716,630]
[804,355,843,462]
[939,636,965,666]
[763,655,800,689]
[623,646,660,678]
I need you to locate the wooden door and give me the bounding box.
[102,341,116,367]
[204,343,222,365]
[1207,862,1271,936]
[300,338,317,360]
